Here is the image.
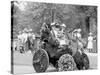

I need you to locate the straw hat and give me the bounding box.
[89,32,92,35]
[77,29,81,32]
[19,31,22,34]
[61,23,66,28]
[51,22,56,26]
[23,28,29,32]
[28,29,32,32]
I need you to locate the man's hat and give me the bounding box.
[89,32,92,35]
[28,29,32,32]
[23,28,29,32]
[19,31,22,34]
[61,23,66,28]
[77,29,81,32]
[51,22,56,26]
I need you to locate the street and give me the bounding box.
[13,51,97,74]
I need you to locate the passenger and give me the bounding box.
[51,22,60,39]
[60,23,66,33]
[70,29,83,54]
[67,29,78,55]
[40,23,51,42]
[58,23,68,46]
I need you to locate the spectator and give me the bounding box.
[87,32,93,52]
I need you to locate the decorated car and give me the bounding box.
[32,22,89,72]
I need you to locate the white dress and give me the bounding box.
[87,36,93,49]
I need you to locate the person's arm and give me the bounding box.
[67,33,76,42]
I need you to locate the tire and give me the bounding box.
[82,53,89,70]
[58,54,76,71]
[73,51,83,70]
[73,51,89,70]
[33,49,49,73]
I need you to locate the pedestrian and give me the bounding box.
[87,32,93,52]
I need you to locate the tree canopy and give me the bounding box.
[11,1,97,38]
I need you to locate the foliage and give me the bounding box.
[11,1,97,39]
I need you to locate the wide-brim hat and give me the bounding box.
[73,29,78,33]
[51,22,56,26]
[23,28,29,32]
[61,23,66,28]
[19,31,22,34]
[77,29,81,32]
[89,32,92,35]
[28,29,32,32]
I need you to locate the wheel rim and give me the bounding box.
[33,49,49,72]
[58,54,76,71]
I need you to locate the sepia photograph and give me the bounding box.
[11,1,97,74]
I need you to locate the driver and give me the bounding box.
[51,22,68,46]
[59,23,66,37]
[58,23,68,46]
[51,22,60,38]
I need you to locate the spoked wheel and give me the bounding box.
[33,49,49,73]
[82,53,89,70]
[58,54,76,71]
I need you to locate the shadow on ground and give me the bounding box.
[13,51,97,74]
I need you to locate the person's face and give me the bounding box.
[61,27,65,32]
[55,27,59,31]
[53,26,59,31]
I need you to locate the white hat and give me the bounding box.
[23,28,28,32]
[61,23,66,28]
[19,31,22,34]
[51,22,55,26]
[29,29,32,32]
[77,29,81,32]
[89,32,92,35]
[73,29,77,32]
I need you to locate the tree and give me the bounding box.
[12,1,97,39]
[75,5,97,37]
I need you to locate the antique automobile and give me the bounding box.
[32,22,89,72]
